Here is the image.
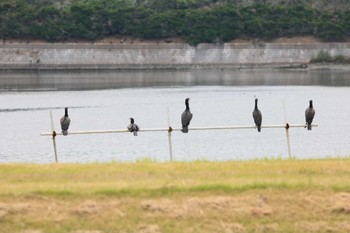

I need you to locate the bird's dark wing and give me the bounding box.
[128,123,140,132]
[305,108,315,123]
[253,109,262,125]
[60,116,70,130]
[181,110,193,127]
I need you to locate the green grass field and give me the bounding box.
[0,159,350,233]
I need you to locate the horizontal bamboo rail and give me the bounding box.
[40,124,317,136]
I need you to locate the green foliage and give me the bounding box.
[0,0,349,45]
[93,183,293,197]
[310,50,332,63]
[310,50,350,63]
[33,190,76,196]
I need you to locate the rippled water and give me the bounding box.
[0,70,349,163]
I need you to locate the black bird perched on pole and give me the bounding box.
[127,117,140,136]
[60,107,71,136]
[305,100,315,130]
[252,98,262,132]
[181,98,193,133]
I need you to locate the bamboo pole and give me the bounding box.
[283,100,292,159]
[167,107,173,161]
[49,110,58,163]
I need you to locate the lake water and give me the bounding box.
[0,69,349,163]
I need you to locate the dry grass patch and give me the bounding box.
[0,191,350,232]
[141,195,273,218]
[331,192,350,214]
[20,230,43,233]
[138,224,162,233]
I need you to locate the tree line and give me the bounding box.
[1,0,349,45]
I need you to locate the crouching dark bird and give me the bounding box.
[181,98,193,133]
[127,117,140,136]
[305,100,315,130]
[252,98,262,132]
[60,107,71,136]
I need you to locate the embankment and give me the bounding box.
[1,41,350,70]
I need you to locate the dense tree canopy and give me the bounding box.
[0,0,349,45]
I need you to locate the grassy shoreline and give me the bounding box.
[1,158,350,196]
[1,159,350,232]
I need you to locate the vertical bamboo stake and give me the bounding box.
[285,123,291,159]
[50,110,58,163]
[167,107,173,161]
[283,101,292,159]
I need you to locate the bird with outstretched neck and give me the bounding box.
[181,98,193,133]
[305,100,315,130]
[60,107,71,136]
[252,98,262,132]
[127,117,140,136]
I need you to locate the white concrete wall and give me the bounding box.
[0,42,349,69]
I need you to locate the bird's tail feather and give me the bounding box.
[133,131,138,136]
[257,126,261,132]
[307,124,312,130]
[62,130,68,136]
[181,127,188,133]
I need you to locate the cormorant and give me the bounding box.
[181,98,193,133]
[305,100,315,130]
[60,107,71,136]
[252,98,262,132]
[127,117,140,136]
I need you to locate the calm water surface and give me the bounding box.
[0,70,349,163]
